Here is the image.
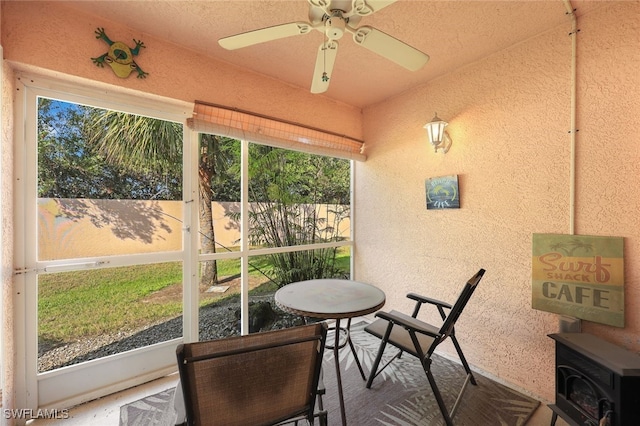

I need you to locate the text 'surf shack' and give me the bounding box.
[532,234,624,327]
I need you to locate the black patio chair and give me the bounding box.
[364,268,486,426]
[176,322,328,426]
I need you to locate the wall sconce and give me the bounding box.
[424,113,452,153]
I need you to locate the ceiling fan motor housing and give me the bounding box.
[326,14,346,40]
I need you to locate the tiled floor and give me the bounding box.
[27,373,567,426]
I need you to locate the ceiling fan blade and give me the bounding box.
[311,41,339,94]
[351,0,396,16]
[351,25,429,71]
[219,22,313,50]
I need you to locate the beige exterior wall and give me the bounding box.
[38,199,185,259]
[356,2,640,401]
[37,199,349,259]
[1,0,638,407]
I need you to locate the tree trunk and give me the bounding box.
[199,164,218,286]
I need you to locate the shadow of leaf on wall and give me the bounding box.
[38,198,182,259]
[54,198,173,244]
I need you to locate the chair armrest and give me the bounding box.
[376,310,441,338]
[407,292,452,309]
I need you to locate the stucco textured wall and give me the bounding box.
[356,2,640,401]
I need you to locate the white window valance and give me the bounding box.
[187,101,366,161]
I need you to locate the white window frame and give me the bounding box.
[14,73,196,410]
[194,138,355,336]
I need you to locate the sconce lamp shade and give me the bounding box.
[424,113,451,153]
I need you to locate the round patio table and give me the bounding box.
[275,279,386,426]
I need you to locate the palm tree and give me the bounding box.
[87,109,233,286]
[198,133,239,284]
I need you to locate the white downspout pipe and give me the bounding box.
[563,0,578,236]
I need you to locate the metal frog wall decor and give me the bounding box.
[91,28,148,79]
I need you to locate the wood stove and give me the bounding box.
[548,333,640,426]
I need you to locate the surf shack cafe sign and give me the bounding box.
[532,233,624,327]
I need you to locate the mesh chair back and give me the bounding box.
[439,268,485,340]
[177,323,327,426]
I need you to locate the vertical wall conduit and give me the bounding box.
[563,0,579,236]
[562,0,582,331]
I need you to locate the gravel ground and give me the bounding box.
[38,294,305,372]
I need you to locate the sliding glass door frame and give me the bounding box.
[14,74,195,410]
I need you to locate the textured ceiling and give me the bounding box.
[60,0,606,109]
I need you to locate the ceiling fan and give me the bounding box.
[218,0,429,94]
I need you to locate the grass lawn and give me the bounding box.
[38,249,350,346]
